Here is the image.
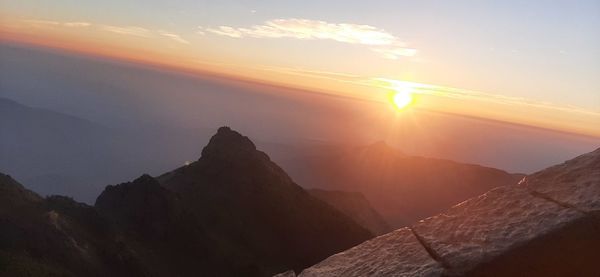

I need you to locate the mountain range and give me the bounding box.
[0,127,372,276]
[1,125,598,276]
[1,96,525,230]
[278,141,524,227]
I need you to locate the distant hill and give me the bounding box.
[296,147,600,276]
[0,97,111,200]
[0,97,211,203]
[0,127,372,277]
[308,189,391,235]
[279,141,524,227]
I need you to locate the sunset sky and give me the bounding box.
[1,0,599,137]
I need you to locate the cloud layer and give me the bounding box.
[21,19,189,44]
[201,18,416,59]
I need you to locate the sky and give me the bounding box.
[0,0,599,137]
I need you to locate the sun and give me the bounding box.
[392,90,414,110]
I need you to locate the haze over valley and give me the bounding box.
[1,1,599,276]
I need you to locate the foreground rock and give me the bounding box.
[300,228,443,277]
[297,147,600,276]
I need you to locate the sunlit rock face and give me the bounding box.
[296,147,600,276]
[299,228,444,277]
[523,147,600,212]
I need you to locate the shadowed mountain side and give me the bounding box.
[0,173,143,276]
[1,127,372,277]
[277,141,524,227]
[308,189,392,235]
[294,147,600,277]
[94,127,372,276]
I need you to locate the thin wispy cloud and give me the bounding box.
[20,19,190,45]
[372,78,600,117]
[24,19,91,28]
[63,22,92,27]
[99,25,153,38]
[158,30,190,44]
[200,18,416,59]
[371,47,417,60]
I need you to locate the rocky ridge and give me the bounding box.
[288,147,600,276]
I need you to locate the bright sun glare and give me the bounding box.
[392,90,413,110]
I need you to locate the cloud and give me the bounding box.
[21,19,190,45]
[371,47,418,60]
[372,77,600,117]
[205,26,243,38]
[99,25,153,38]
[24,19,91,28]
[63,22,91,27]
[201,18,416,59]
[158,30,190,44]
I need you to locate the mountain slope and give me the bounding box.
[308,189,392,235]
[96,127,373,276]
[279,141,524,227]
[297,147,600,276]
[0,173,142,276]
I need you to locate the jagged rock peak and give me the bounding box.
[132,174,158,185]
[0,172,42,202]
[361,140,404,155]
[95,174,174,238]
[200,126,258,160]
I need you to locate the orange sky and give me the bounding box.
[1,17,599,139]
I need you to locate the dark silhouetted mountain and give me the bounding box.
[308,189,391,235]
[1,127,372,276]
[297,147,600,276]
[93,127,372,276]
[0,173,143,276]
[279,141,524,227]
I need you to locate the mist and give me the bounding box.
[1,41,598,202]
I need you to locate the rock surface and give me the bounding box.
[297,147,600,276]
[300,228,443,277]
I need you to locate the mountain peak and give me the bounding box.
[200,126,258,161]
[0,172,42,203]
[362,140,403,154]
